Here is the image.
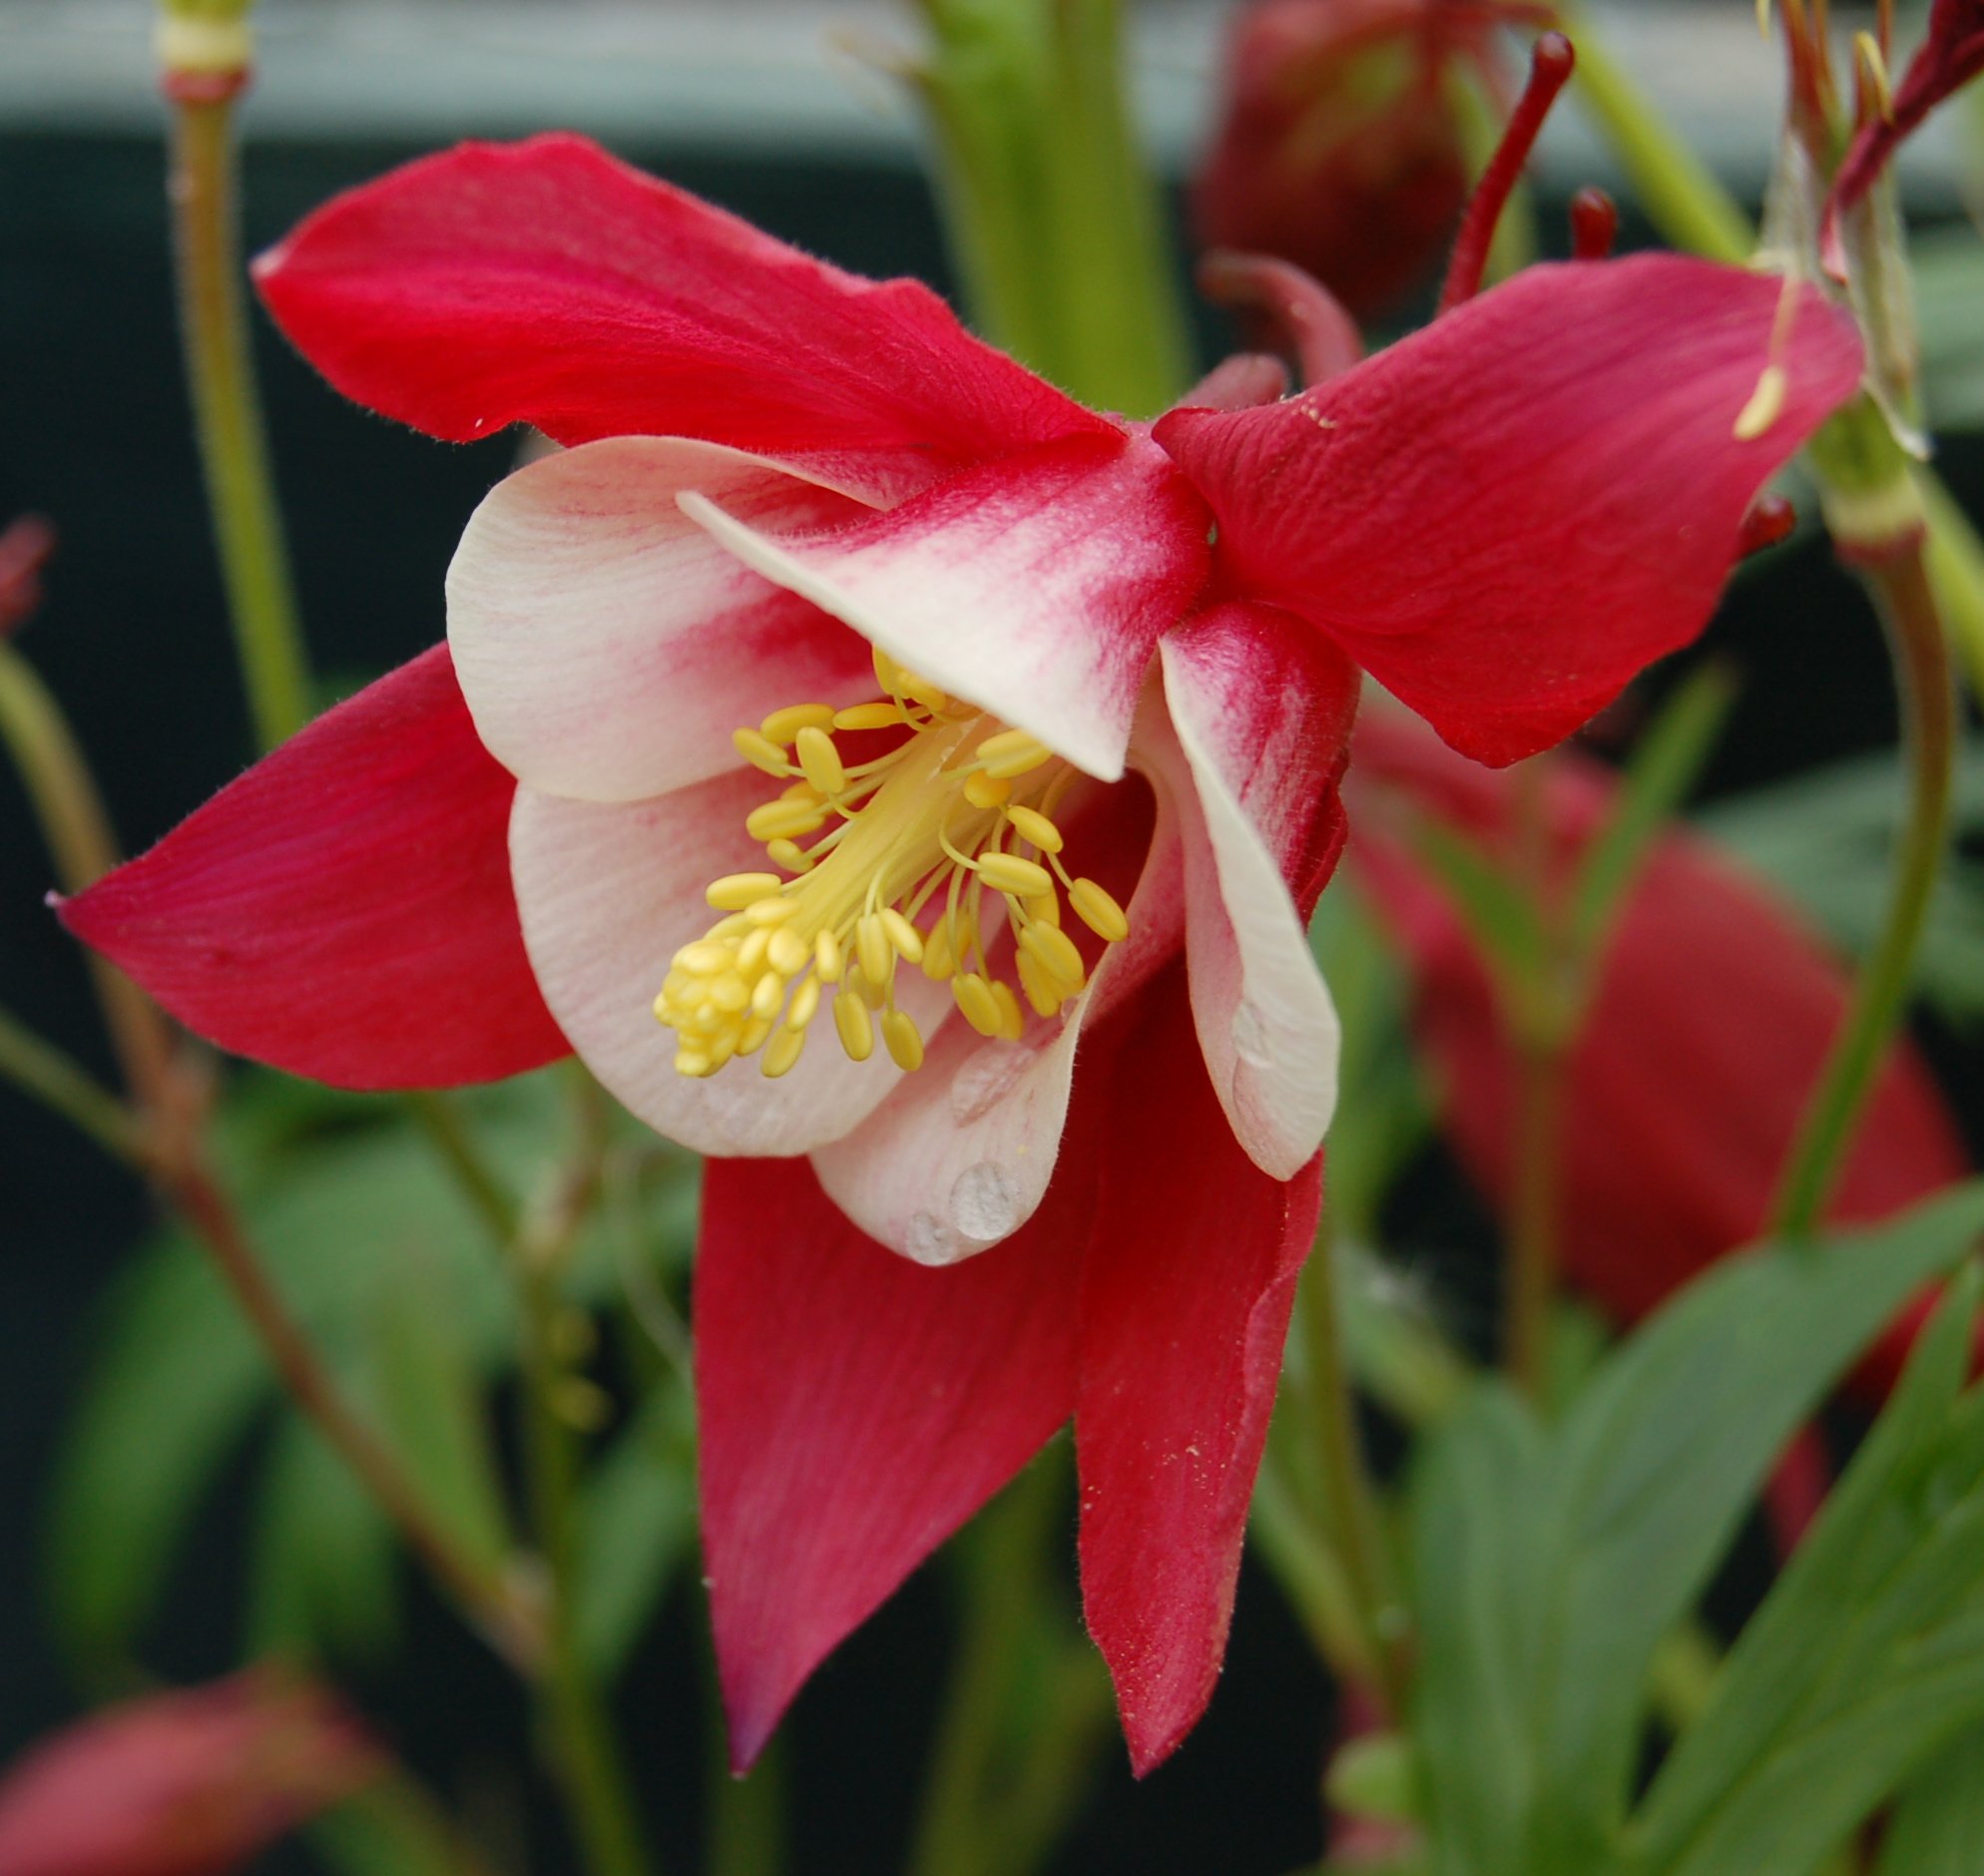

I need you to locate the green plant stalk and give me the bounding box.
[1769,542,1955,1234]
[515,1105,655,1876]
[911,0,1190,413]
[1920,472,1984,700]
[0,1004,141,1161]
[170,94,311,750]
[0,642,179,1114]
[1297,1221,1412,1718]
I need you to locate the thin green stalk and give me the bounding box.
[0,641,179,1113]
[407,1090,522,1246]
[170,93,311,749]
[1297,1220,1412,1719]
[1769,543,1955,1234]
[0,1005,142,1161]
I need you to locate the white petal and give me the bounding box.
[677,434,1211,784]
[510,775,949,1158]
[1154,609,1357,1177]
[449,438,880,803]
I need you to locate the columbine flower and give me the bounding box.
[1348,707,1969,1402]
[59,134,1859,1767]
[1192,0,1548,315]
[0,1673,378,1876]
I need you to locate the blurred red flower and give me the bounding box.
[0,1673,381,1876]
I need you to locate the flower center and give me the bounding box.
[654,647,1132,1081]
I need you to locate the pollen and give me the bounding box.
[651,663,1131,1080]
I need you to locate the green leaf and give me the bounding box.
[1406,1184,1984,1876]
[1629,1265,1984,1876]
[247,1412,397,1663]
[572,1374,697,1684]
[1407,819,1550,998]
[1569,662,1737,961]
[1877,1720,1984,1875]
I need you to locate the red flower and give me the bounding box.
[58,136,1858,1768]
[1192,0,1546,316]
[1348,709,1969,1399]
[0,1674,379,1876]
[1834,1,1984,211]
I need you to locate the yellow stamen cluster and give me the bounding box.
[653,647,1132,1081]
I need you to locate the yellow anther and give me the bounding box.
[963,770,1012,808]
[990,981,1025,1040]
[856,913,892,987]
[1024,891,1060,927]
[761,1024,807,1079]
[1017,950,1063,1018]
[732,726,791,776]
[1004,804,1063,852]
[674,940,733,975]
[882,1009,925,1072]
[737,925,772,976]
[920,916,956,980]
[795,724,847,796]
[1734,364,1787,442]
[744,895,802,927]
[879,907,924,963]
[767,926,811,977]
[872,645,902,694]
[1069,878,1129,943]
[953,973,1004,1038]
[834,701,904,731]
[787,976,822,1031]
[707,871,783,911]
[978,728,1052,779]
[814,929,844,983]
[676,1048,716,1078]
[1854,30,1895,120]
[739,1014,773,1056]
[710,972,751,1014]
[1020,920,1086,991]
[780,777,823,802]
[833,989,875,1062]
[746,798,826,842]
[750,973,785,1021]
[708,913,753,941]
[852,959,891,1007]
[760,703,836,746]
[899,676,949,714]
[977,853,1054,897]
[766,837,812,874]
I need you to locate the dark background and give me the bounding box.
[1,119,1975,1873]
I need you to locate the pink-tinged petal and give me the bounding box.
[813,775,1187,1264]
[1156,257,1863,765]
[1177,351,1291,412]
[1835,1,1984,210]
[1143,603,1357,1178]
[0,1673,379,1876]
[254,133,1112,493]
[509,776,949,1157]
[680,433,1214,782]
[698,1151,1090,1770]
[448,438,878,802]
[58,648,567,1089]
[1076,965,1323,1774]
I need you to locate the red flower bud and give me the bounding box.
[1348,710,1971,1404]
[0,1673,382,1876]
[1192,0,1535,317]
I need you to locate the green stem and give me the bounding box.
[1297,1218,1412,1719]
[1768,543,1955,1235]
[515,1113,655,1876]
[0,641,180,1114]
[1505,1035,1568,1397]
[169,93,312,750]
[0,1004,142,1160]
[407,1090,522,1246]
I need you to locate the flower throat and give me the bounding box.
[654,647,1130,1082]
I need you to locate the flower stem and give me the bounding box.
[0,1004,142,1161]
[169,91,312,750]
[170,1151,543,1665]
[1297,1215,1412,1719]
[1768,540,1954,1235]
[515,1091,656,1876]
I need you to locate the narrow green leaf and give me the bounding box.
[1407,1184,1984,1875]
[1570,662,1737,960]
[1408,819,1550,995]
[1877,1720,1984,1874]
[1630,1266,1984,1876]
